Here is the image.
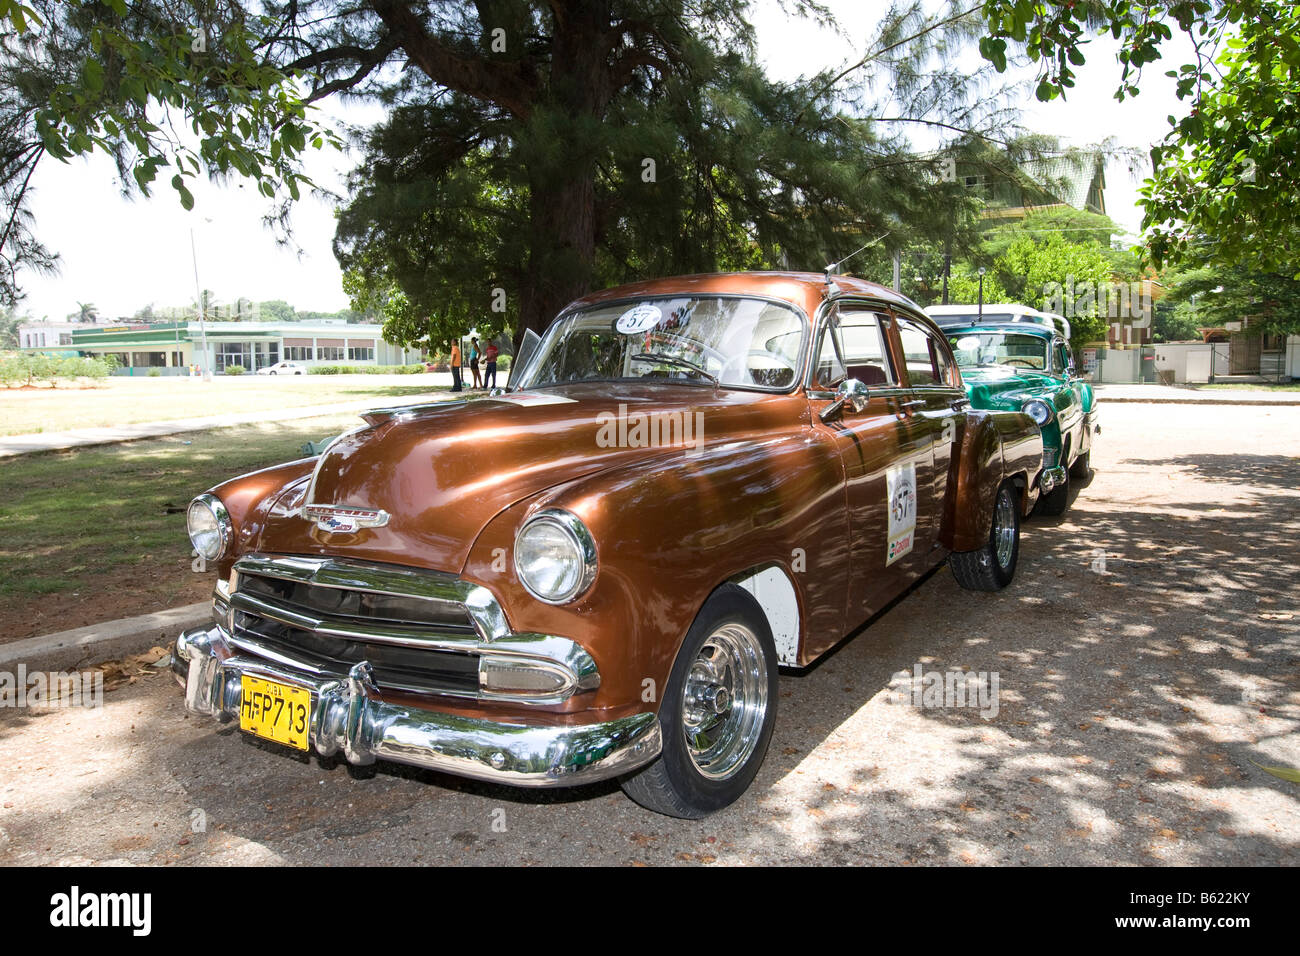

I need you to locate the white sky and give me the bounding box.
[20,1,1195,322]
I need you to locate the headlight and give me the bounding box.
[1023,399,1054,426]
[187,494,231,562]
[514,509,597,604]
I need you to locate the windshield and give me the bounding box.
[518,296,807,390]
[947,332,1049,371]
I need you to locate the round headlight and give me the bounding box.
[187,494,231,562]
[514,509,597,604]
[1022,399,1054,426]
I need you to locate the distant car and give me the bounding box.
[257,361,306,376]
[173,271,1045,818]
[938,319,1098,516]
[926,302,1072,341]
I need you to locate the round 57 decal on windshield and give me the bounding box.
[615,303,663,334]
[886,462,917,566]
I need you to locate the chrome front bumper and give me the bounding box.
[1039,464,1068,494]
[172,624,662,788]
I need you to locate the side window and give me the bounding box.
[894,317,951,388]
[812,308,894,390]
[1055,341,1072,375]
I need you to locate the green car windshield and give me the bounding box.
[948,332,1048,371]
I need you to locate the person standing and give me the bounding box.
[450,340,463,392]
[469,336,482,389]
[484,341,499,388]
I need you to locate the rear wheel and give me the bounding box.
[949,481,1021,591]
[620,584,778,818]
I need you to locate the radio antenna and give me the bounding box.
[824,232,890,285]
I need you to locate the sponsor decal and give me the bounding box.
[302,504,390,534]
[886,461,917,565]
[615,303,663,335]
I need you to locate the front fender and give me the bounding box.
[942,409,1042,553]
[459,429,847,712]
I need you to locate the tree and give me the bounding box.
[326,2,1024,346]
[0,304,26,347]
[69,300,98,323]
[1161,252,1300,339]
[0,1,339,304]
[256,299,296,323]
[978,1,1300,276]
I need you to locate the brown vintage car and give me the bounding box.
[174,272,1044,817]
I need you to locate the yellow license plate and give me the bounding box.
[239,675,311,751]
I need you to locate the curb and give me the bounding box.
[1095,396,1300,407]
[0,602,209,673]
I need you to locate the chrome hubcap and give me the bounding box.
[993,490,1017,568]
[681,623,769,780]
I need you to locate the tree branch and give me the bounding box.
[370,1,538,118]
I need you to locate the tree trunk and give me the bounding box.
[517,168,596,349]
[513,3,612,350]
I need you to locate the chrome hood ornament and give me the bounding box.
[302,504,390,534]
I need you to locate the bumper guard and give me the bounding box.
[172,625,662,788]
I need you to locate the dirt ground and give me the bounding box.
[0,402,1296,865]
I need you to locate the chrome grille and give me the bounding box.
[226,555,487,699]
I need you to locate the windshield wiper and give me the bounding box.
[630,352,719,386]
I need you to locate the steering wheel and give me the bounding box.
[721,349,797,383]
[1004,359,1039,369]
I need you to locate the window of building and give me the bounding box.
[347,346,374,362]
[216,343,253,371]
[284,346,312,361]
[317,346,345,361]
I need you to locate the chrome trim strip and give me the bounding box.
[229,590,476,650]
[173,626,659,788]
[233,553,510,642]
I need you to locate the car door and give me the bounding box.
[806,302,922,649]
[1050,336,1085,457]
[888,312,966,559]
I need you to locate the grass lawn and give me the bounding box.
[0,374,451,436]
[0,412,365,642]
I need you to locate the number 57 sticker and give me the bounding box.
[886,462,917,566]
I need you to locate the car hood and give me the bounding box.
[249,384,795,574]
[959,365,1057,405]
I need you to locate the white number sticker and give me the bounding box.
[886,462,917,565]
[615,304,663,335]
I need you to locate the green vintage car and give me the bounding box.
[934,317,1099,515]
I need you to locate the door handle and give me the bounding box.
[899,400,925,408]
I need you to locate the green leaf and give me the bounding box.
[1254,762,1300,784]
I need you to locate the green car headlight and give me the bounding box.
[514,509,597,604]
[1023,399,1054,426]
[187,494,232,561]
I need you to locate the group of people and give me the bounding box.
[449,336,500,392]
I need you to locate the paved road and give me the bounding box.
[1,403,1297,865]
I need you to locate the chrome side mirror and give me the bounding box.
[819,378,870,422]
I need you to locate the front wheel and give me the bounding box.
[620,584,778,818]
[1069,448,1091,479]
[949,480,1021,591]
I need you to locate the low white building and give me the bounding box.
[30,319,421,374]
